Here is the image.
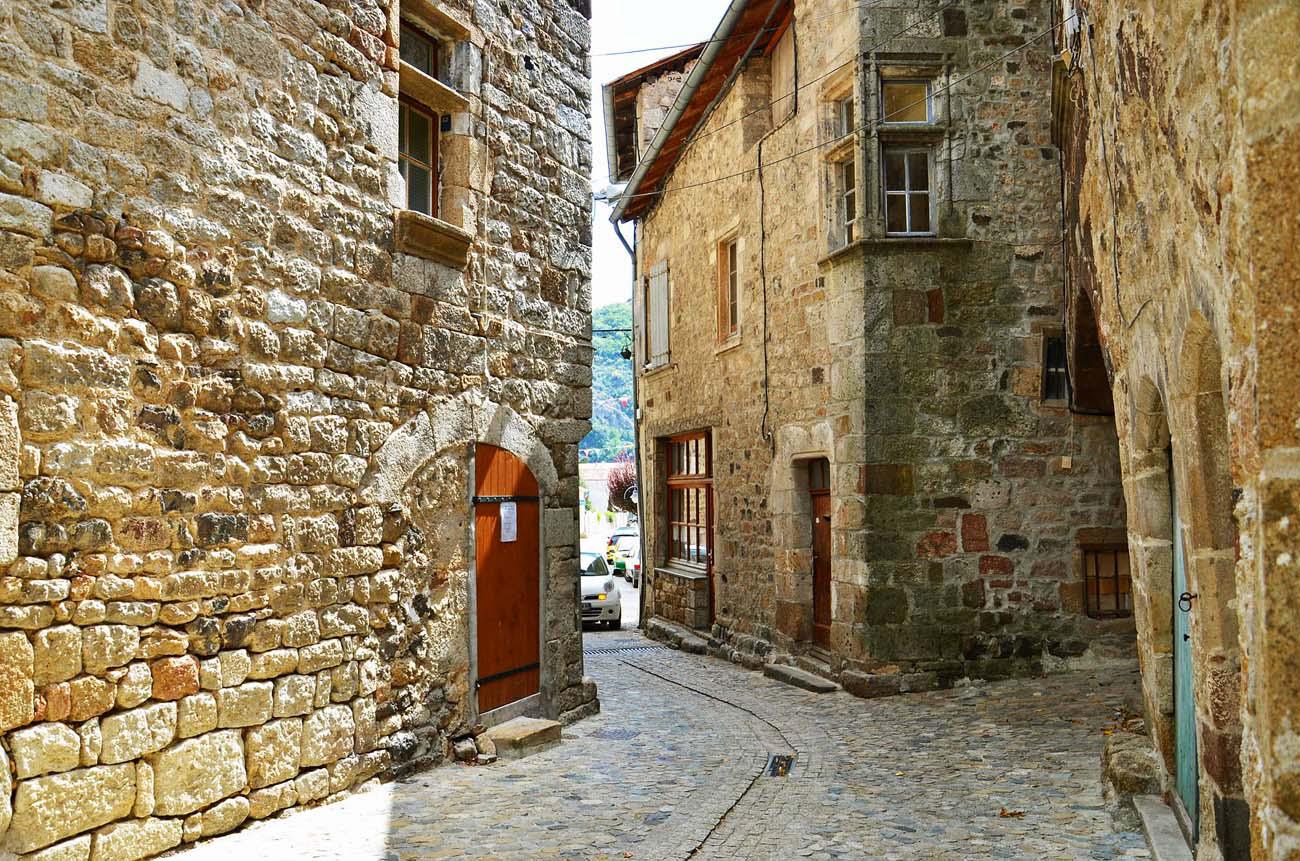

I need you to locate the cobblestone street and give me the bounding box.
[170,631,1148,860]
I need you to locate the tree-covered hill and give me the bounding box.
[581,303,634,462]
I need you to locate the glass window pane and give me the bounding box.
[882,81,929,123]
[908,153,929,191]
[400,24,436,76]
[407,110,431,165]
[407,164,431,214]
[399,104,408,155]
[884,151,906,191]
[910,193,931,233]
[886,195,907,233]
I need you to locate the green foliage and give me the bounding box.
[581,302,635,462]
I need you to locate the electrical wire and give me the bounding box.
[679,0,956,154]
[1080,12,1151,329]
[593,0,890,57]
[615,16,1073,208]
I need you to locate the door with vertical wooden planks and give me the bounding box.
[474,444,541,713]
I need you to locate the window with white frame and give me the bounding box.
[645,260,670,368]
[883,148,932,235]
[834,95,855,138]
[839,159,857,242]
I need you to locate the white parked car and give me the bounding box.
[611,535,642,588]
[580,551,621,629]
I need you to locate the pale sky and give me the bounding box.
[589,0,731,309]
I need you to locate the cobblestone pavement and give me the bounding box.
[171,630,1149,860]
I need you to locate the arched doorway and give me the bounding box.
[474,443,542,714]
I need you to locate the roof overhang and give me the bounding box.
[610,0,790,223]
[603,44,705,185]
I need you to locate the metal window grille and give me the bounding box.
[1082,546,1133,619]
[1043,335,1069,400]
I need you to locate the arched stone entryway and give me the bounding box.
[1121,316,1245,851]
[360,395,584,730]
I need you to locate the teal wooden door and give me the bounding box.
[1171,473,1199,839]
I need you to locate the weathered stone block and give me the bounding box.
[272,674,314,717]
[114,663,151,710]
[149,656,198,701]
[99,702,176,764]
[217,681,272,727]
[34,625,81,686]
[297,639,343,673]
[148,729,245,816]
[0,629,35,730]
[90,816,182,861]
[81,625,139,675]
[16,834,91,861]
[299,704,355,766]
[67,676,114,722]
[10,721,82,777]
[294,768,329,804]
[246,717,302,788]
[199,796,249,837]
[176,692,217,738]
[3,764,135,854]
[247,781,297,820]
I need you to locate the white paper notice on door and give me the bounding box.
[500,501,517,543]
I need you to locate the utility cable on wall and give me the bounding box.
[615,16,1075,207]
[593,0,900,57]
[679,0,956,157]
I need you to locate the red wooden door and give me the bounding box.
[811,491,832,649]
[474,444,540,713]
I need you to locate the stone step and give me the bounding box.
[1133,795,1194,861]
[763,663,839,693]
[482,716,562,761]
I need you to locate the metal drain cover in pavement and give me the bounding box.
[767,754,795,777]
[589,728,642,741]
[583,645,670,655]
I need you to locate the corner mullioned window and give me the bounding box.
[879,77,936,237]
[821,79,857,251]
[883,148,931,236]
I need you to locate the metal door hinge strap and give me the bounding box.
[473,495,540,503]
[476,662,541,687]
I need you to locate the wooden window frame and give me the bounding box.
[882,146,934,236]
[717,237,739,342]
[398,96,440,217]
[399,21,440,79]
[664,432,712,570]
[1081,544,1133,619]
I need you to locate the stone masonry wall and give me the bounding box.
[632,0,1131,688]
[0,0,592,858]
[848,0,1131,679]
[1060,1,1299,858]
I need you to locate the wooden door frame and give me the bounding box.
[467,442,549,727]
